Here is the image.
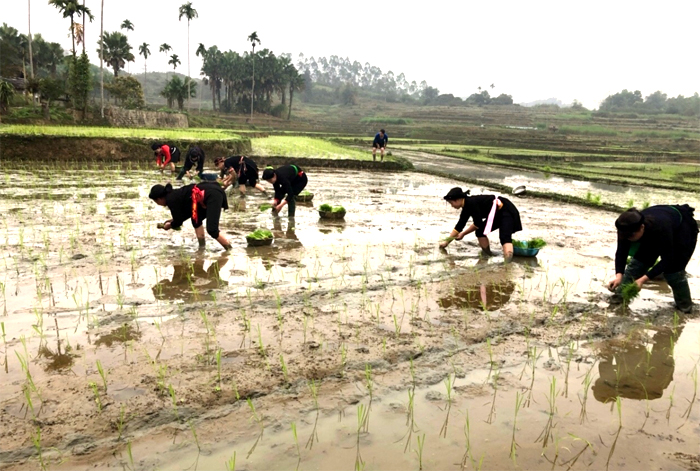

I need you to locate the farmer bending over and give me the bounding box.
[608,205,698,313]
[152,143,181,172]
[372,129,388,162]
[262,165,308,217]
[177,145,213,181]
[214,156,266,195]
[439,187,523,261]
[149,182,232,251]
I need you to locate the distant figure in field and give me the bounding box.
[177,145,216,181]
[608,205,698,313]
[214,156,266,195]
[372,129,388,162]
[149,182,232,251]
[262,165,308,217]
[152,143,181,172]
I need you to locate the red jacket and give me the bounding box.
[156,145,172,165]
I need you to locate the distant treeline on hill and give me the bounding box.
[296,55,513,107]
[599,89,699,117]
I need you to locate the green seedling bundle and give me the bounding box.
[512,238,547,249]
[247,229,273,240]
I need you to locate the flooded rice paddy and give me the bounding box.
[404,151,700,210]
[0,163,699,470]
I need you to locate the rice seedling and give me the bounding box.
[620,282,640,308]
[32,426,47,471]
[291,422,301,471]
[117,404,127,441]
[679,364,698,425]
[188,419,201,452]
[509,391,525,465]
[96,360,108,392]
[536,377,558,448]
[561,434,593,471]
[215,348,223,391]
[355,404,369,471]
[280,353,289,384]
[460,409,473,470]
[486,369,500,424]
[225,451,237,471]
[89,381,102,412]
[579,363,595,424]
[665,384,675,423]
[606,397,623,471]
[414,433,426,470]
[169,384,179,419]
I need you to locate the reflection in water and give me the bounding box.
[245,218,303,271]
[38,343,76,372]
[438,281,515,311]
[152,256,229,302]
[592,328,681,402]
[317,218,346,234]
[95,324,142,347]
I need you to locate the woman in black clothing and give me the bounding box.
[439,187,523,260]
[176,145,206,180]
[608,205,698,312]
[262,165,308,217]
[214,156,266,195]
[149,182,232,250]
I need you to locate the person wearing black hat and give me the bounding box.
[149,182,232,250]
[439,187,523,261]
[608,205,698,312]
[176,145,208,180]
[261,165,308,217]
[152,143,181,172]
[214,156,266,195]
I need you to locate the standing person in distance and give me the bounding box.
[372,129,388,162]
[152,142,181,173]
[214,156,267,195]
[261,164,308,217]
[608,205,698,313]
[439,187,523,261]
[149,182,232,251]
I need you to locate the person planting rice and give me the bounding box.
[152,142,181,172]
[262,165,308,217]
[608,205,698,313]
[177,145,215,181]
[149,182,232,251]
[214,156,266,195]
[372,129,388,162]
[439,187,523,261]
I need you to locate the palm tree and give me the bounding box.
[139,42,150,99]
[120,19,134,31]
[178,2,198,112]
[0,80,15,115]
[48,0,93,56]
[27,0,34,79]
[100,0,104,117]
[159,43,171,54]
[168,54,181,70]
[247,31,260,120]
[97,31,134,77]
[287,70,305,120]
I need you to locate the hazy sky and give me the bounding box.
[5,0,698,109]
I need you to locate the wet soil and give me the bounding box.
[0,164,698,470]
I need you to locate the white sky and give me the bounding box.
[5,0,699,109]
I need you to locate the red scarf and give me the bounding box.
[191,186,205,223]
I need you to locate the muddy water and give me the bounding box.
[0,163,698,470]
[400,150,700,209]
